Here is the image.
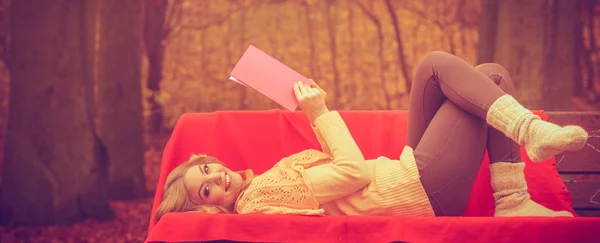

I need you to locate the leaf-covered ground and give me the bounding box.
[0,198,154,243]
[0,133,169,243]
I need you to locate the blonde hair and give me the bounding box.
[154,154,254,222]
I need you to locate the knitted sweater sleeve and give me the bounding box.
[311,123,331,155]
[304,111,373,204]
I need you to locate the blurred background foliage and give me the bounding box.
[0,0,599,240]
[1,0,599,134]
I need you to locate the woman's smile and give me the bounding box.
[225,172,231,192]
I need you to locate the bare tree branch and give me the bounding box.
[304,2,317,78]
[351,0,380,25]
[226,1,234,70]
[168,4,253,41]
[267,4,281,60]
[238,2,248,109]
[404,2,460,55]
[384,0,412,92]
[164,0,184,37]
[351,0,391,108]
[347,0,357,100]
[403,3,444,28]
[325,0,341,109]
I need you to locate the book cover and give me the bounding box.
[229,45,311,111]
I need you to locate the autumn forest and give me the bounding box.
[0,0,599,242]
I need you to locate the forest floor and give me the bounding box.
[0,133,169,243]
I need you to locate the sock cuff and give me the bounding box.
[490,162,527,192]
[487,94,540,143]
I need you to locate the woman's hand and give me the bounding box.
[293,79,329,122]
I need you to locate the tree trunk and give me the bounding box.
[455,0,468,56]
[493,0,576,110]
[0,0,8,62]
[144,0,167,133]
[346,0,356,100]
[476,0,498,64]
[325,1,340,109]
[238,6,248,109]
[353,0,391,109]
[96,0,146,200]
[384,0,411,93]
[1,0,114,226]
[304,2,317,79]
[574,0,587,97]
[0,0,10,175]
[584,0,597,93]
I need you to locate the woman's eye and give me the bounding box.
[204,165,209,174]
[204,185,210,197]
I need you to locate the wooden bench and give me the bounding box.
[548,111,600,217]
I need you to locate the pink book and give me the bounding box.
[229,45,312,111]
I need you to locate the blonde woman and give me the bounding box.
[155,51,587,221]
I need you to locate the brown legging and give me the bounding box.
[406,51,522,216]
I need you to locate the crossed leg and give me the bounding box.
[406,51,573,216]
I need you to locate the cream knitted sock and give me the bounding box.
[486,94,588,162]
[490,162,573,217]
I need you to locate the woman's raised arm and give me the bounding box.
[304,111,372,204]
[294,81,372,204]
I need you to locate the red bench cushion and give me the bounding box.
[146,110,582,243]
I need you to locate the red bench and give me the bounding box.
[146,110,600,243]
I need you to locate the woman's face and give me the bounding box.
[183,163,244,207]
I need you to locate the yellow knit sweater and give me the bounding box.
[234,111,435,217]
